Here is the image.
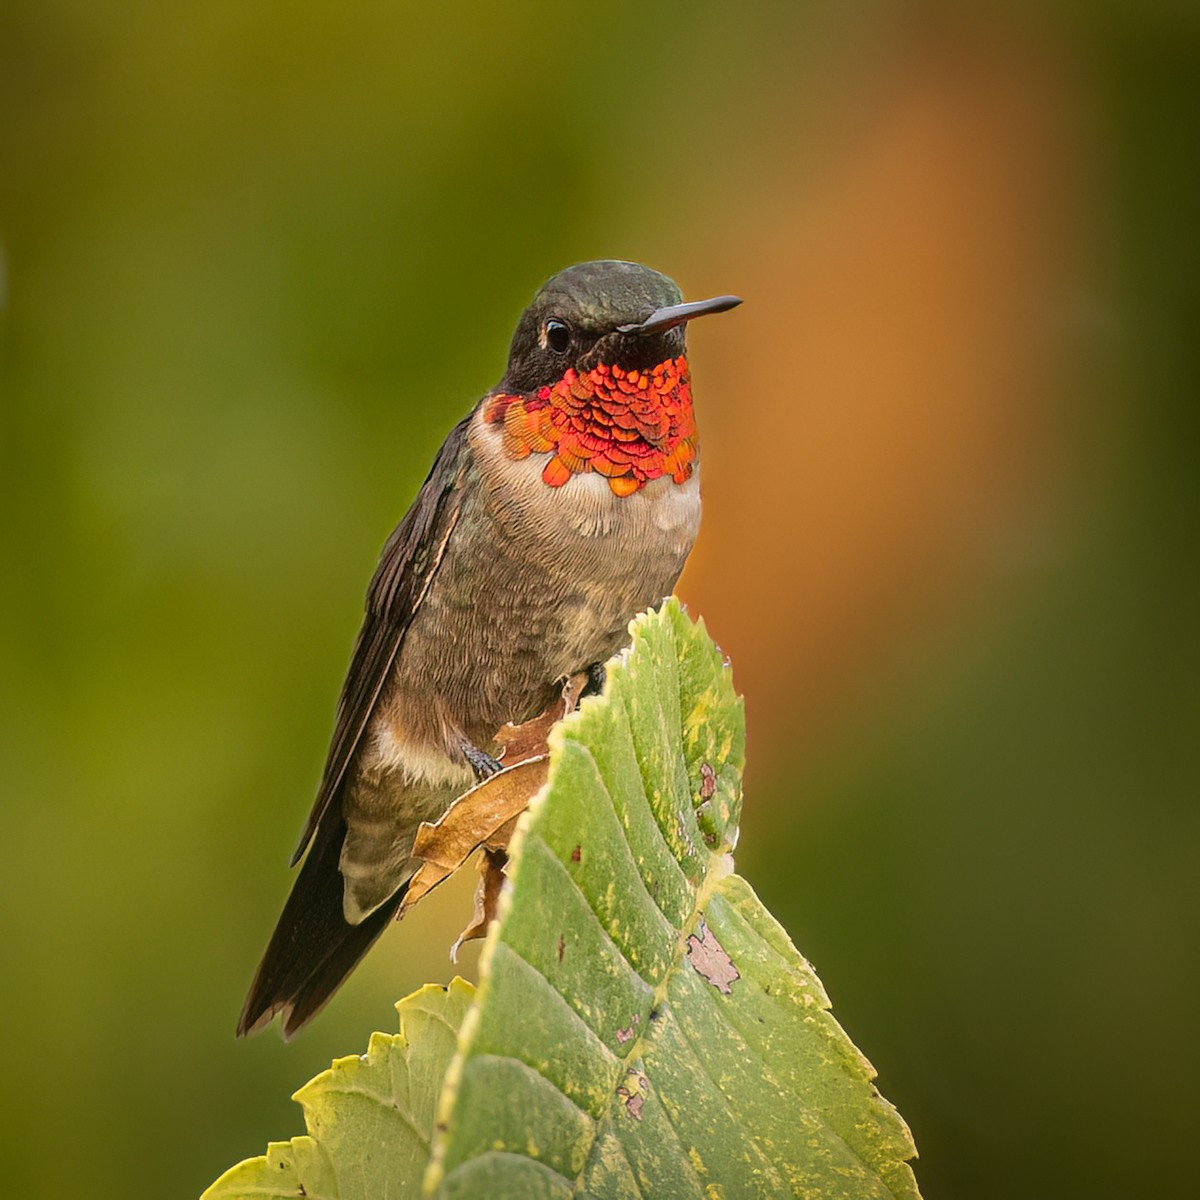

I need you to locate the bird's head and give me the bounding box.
[488,261,740,496]
[501,260,740,392]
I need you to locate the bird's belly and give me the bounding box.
[378,430,700,768]
[524,469,700,670]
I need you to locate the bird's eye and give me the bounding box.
[544,319,571,353]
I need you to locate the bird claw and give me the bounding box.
[461,741,503,781]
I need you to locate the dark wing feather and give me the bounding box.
[237,807,406,1038]
[289,415,473,866]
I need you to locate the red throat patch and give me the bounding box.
[482,356,696,496]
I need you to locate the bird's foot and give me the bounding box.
[461,740,503,782]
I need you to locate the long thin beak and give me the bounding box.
[616,294,743,335]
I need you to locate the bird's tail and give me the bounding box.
[236,811,407,1039]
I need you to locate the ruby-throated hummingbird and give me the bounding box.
[238,260,741,1037]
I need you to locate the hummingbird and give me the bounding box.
[238,260,741,1037]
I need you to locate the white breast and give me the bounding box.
[468,413,702,566]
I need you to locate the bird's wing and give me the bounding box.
[289,414,473,866]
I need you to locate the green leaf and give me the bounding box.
[202,979,475,1200]
[205,601,920,1199]
[423,600,919,1198]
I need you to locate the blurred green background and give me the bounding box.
[1,2,1196,1197]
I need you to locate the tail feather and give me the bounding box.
[237,812,408,1038]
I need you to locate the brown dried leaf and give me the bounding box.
[493,671,587,763]
[450,849,508,960]
[402,758,548,911]
[403,672,590,912]
[399,673,589,917]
